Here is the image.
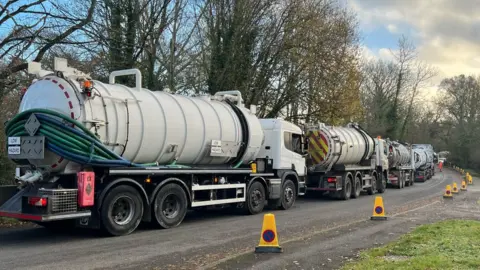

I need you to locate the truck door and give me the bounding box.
[284,131,306,177]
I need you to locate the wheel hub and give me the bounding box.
[162,194,180,219]
[111,196,135,226]
[251,189,263,207]
[284,186,294,203]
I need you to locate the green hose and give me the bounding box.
[6,108,100,141]
[5,108,180,167]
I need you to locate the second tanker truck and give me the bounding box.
[304,123,388,200]
[413,144,435,181]
[0,58,307,236]
[386,140,415,188]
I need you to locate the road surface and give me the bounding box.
[0,169,458,270]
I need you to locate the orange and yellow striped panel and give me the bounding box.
[307,130,329,164]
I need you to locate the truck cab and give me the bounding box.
[374,137,389,171]
[374,137,389,187]
[257,119,306,196]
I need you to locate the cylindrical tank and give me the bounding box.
[18,73,264,172]
[413,144,434,167]
[414,148,428,169]
[388,142,410,168]
[306,123,374,169]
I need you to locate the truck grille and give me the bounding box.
[38,188,78,213]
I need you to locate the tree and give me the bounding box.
[437,75,480,168]
[0,0,96,97]
[360,35,437,139]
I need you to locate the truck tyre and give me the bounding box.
[410,172,414,186]
[367,174,376,195]
[153,183,188,229]
[351,176,361,199]
[339,177,352,200]
[100,185,144,236]
[245,181,266,214]
[405,173,410,187]
[279,179,296,210]
[377,174,386,194]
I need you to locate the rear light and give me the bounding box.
[28,197,47,207]
[327,177,336,183]
[418,175,424,178]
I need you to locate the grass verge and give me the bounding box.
[342,219,480,270]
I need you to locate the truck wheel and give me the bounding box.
[410,172,414,186]
[367,174,376,195]
[351,176,361,199]
[405,174,410,187]
[280,179,296,210]
[339,177,352,200]
[100,185,144,236]
[245,181,266,214]
[397,175,403,189]
[153,183,188,229]
[377,174,386,194]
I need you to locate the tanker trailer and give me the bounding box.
[0,58,307,236]
[304,123,388,200]
[413,148,430,182]
[386,140,415,188]
[413,144,435,180]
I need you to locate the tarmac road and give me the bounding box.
[0,168,454,270]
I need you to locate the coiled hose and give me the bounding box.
[5,108,190,168]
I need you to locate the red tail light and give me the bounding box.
[28,197,47,207]
[327,177,336,183]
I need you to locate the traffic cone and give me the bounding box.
[255,213,282,253]
[443,185,453,199]
[370,196,387,220]
[452,182,459,194]
[468,174,473,185]
[461,181,467,191]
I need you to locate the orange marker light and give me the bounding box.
[83,80,93,89]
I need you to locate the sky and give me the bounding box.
[346,0,480,100]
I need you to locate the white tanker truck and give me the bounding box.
[412,144,435,181]
[0,58,307,236]
[386,140,415,188]
[304,123,388,200]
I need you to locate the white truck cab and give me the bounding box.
[257,118,307,195]
[374,137,389,170]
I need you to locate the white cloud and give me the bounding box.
[378,48,395,62]
[349,0,480,84]
[386,24,398,33]
[360,46,397,62]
